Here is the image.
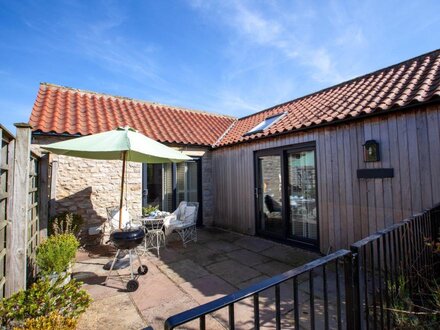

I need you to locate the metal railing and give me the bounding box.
[350,203,440,329]
[165,249,354,330]
[162,204,440,330]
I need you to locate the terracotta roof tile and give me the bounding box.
[215,49,440,146]
[29,49,440,148]
[29,83,236,146]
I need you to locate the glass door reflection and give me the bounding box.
[257,155,284,237]
[287,150,317,242]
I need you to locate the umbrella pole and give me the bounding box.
[119,151,127,229]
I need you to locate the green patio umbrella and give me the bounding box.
[43,126,191,229]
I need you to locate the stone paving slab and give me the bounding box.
[252,260,293,277]
[226,248,270,267]
[234,236,275,252]
[130,271,186,311]
[179,274,237,305]
[180,246,229,266]
[73,257,111,279]
[261,244,318,267]
[158,259,210,284]
[235,274,270,289]
[140,294,225,330]
[206,259,263,286]
[202,239,241,253]
[77,292,144,330]
[76,228,320,329]
[80,276,124,300]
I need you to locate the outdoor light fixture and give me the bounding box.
[363,140,380,162]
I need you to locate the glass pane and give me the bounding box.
[162,163,173,211]
[259,155,283,236]
[176,161,199,205]
[146,164,162,208]
[176,163,186,204]
[288,151,317,241]
[186,161,198,202]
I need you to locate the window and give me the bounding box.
[244,112,285,136]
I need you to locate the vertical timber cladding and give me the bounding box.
[211,104,440,252]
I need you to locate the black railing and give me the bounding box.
[162,204,440,330]
[350,204,440,329]
[165,249,354,329]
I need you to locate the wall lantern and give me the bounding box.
[363,140,380,162]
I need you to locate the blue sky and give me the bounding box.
[1,0,439,133]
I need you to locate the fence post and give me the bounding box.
[5,137,15,297]
[39,153,49,238]
[350,247,362,329]
[8,123,31,294]
[344,253,361,330]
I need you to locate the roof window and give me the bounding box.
[243,112,286,136]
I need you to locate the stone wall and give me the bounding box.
[32,135,214,232]
[32,135,142,231]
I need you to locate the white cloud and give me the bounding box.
[191,1,357,85]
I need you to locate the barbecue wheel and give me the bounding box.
[127,279,139,292]
[138,265,148,275]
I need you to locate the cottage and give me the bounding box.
[29,49,440,253]
[29,85,235,229]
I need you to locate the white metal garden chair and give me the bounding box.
[163,202,199,247]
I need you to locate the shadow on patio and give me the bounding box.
[73,227,321,329]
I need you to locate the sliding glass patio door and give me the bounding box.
[142,159,202,224]
[255,143,318,248]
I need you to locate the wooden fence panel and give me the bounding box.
[4,123,44,296]
[0,125,14,297]
[27,153,40,282]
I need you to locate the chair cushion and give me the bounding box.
[110,208,131,229]
[183,206,196,224]
[176,202,187,220]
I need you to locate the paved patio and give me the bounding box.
[74,227,328,329]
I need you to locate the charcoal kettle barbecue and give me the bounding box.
[105,228,148,291]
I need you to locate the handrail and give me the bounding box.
[164,249,351,329]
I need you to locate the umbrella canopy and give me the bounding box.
[43,126,191,163]
[43,127,191,228]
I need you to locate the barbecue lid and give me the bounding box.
[110,228,145,241]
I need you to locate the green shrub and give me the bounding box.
[36,234,79,275]
[0,278,91,328]
[48,212,83,237]
[13,311,77,330]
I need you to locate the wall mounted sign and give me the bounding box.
[357,168,394,179]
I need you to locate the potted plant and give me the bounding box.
[36,233,79,285]
[142,204,159,217]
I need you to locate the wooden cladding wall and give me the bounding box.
[211,104,440,252]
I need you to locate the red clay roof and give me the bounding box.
[29,50,440,148]
[216,49,440,147]
[29,83,236,146]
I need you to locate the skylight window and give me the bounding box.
[243,112,286,136]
